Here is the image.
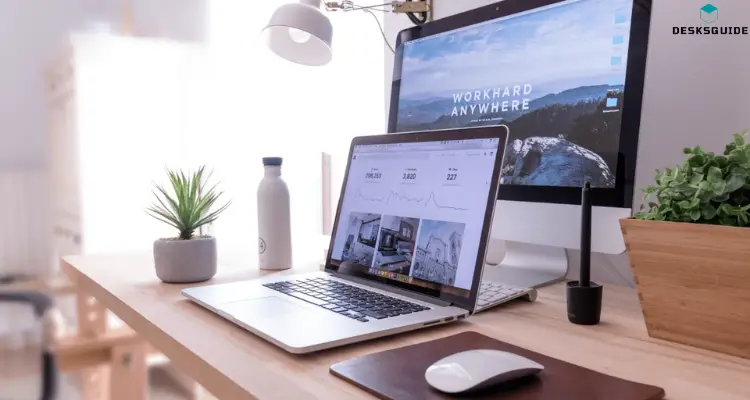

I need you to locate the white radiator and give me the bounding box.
[0,169,51,278]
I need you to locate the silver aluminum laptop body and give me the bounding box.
[183,126,509,354]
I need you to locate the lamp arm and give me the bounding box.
[393,1,430,15]
[325,1,432,25]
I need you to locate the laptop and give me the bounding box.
[182,126,531,354]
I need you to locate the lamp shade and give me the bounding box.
[262,0,333,66]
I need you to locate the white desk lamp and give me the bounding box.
[262,0,432,66]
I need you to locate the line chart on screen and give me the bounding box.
[354,188,469,212]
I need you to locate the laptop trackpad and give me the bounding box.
[220,296,309,320]
[218,296,364,350]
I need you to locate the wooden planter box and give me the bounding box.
[620,218,750,359]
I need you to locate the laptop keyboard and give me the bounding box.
[263,278,431,323]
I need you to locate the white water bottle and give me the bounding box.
[257,157,292,270]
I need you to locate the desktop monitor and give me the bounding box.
[387,0,652,288]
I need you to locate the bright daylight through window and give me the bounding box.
[195,0,385,266]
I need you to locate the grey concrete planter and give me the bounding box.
[153,236,217,283]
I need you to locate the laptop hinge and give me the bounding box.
[330,272,453,307]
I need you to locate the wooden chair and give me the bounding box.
[2,273,156,400]
[0,286,58,400]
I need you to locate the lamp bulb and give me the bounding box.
[288,28,311,43]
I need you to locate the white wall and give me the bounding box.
[0,0,205,168]
[0,0,205,345]
[0,0,205,273]
[384,0,750,286]
[0,0,383,279]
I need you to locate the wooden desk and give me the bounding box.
[63,254,750,400]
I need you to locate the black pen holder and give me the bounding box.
[566,280,603,325]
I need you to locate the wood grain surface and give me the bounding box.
[621,218,750,359]
[63,253,750,400]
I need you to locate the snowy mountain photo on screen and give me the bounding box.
[501,137,614,187]
[394,0,634,188]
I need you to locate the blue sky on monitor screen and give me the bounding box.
[399,0,633,100]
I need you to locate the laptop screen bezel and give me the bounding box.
[324,126,508,312]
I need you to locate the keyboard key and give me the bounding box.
[331,307,347,313]
[361,310,386,319]
[287,292,327,306]
[342,310,364,318]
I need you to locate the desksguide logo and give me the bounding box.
[700,3,718,23]
[673,4,749,35]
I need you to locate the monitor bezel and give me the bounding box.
[324,126,509,312]
[387,0,652,209]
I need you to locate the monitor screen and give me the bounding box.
[392,0,634,190]
[328,138,501,299]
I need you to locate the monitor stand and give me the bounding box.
[481,239,569,289]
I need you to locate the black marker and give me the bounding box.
[566,181,602,325]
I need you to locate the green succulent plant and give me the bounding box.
[147,166,231,240]
[635,131,750,226]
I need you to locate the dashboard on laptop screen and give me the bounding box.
[328,138,500,299]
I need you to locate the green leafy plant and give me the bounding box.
[635,131,750,226]
[147,166,231,240]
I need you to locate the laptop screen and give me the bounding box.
[328,137,501,300]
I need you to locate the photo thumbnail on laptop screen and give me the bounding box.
[394,0,634,189]
[330,139,499,296]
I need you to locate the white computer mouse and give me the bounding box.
[424,349,544,394]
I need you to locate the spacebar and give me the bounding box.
[287,291,327,306]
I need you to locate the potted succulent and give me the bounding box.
[147,166,231,283]
[620,131,750,359]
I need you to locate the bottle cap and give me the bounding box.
[262,157,283,166]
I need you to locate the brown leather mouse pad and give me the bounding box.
[330,331,665,400]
